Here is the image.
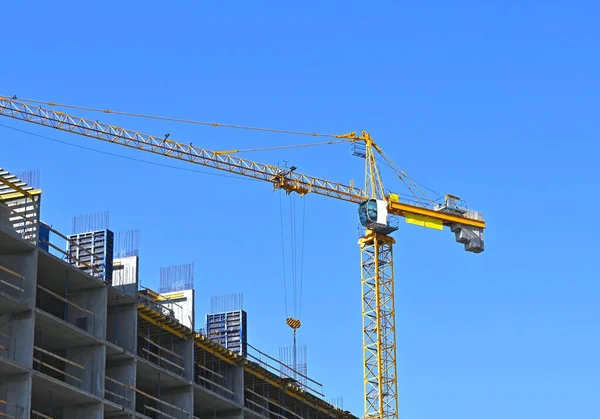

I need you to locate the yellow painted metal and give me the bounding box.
[359,232,397,419]
[157,291,185,300]
[138,310,188,340]
[0,96,488,419]
[363,132,385,200]
[389,201,485,229]
[0,98,367,204]
[405,213,444,230]
[0,98,485,230]
[0,189,42,201]
[286,317,301,330]
[0,171,40,200]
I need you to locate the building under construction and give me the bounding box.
[0,169,356,419]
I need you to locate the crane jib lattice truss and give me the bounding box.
[0,96,486,419]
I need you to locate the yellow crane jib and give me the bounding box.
[0,95,487,419]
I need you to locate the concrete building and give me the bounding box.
[0,169,357,419]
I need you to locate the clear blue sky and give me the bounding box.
[3,1,599,417]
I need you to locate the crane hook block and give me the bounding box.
[286,317,301,330]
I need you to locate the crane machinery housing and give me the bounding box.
[0,95,486,419]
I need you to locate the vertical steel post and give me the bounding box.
[359,231,398,419]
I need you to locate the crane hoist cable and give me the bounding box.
[279,189,307,380]
[0,95,487,419]
[279,191,307,322]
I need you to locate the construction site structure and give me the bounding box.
[0,170,356,419]
[0,96,487,419]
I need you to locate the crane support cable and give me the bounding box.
[377,148,437,207]
[214,138,358,155]
[3,96,356,139]
[0,97,368,204]
[0,97,487,229]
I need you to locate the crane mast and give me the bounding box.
[0,96,486,419]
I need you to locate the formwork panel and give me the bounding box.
[66,229,114,285]
[206,310,247,357]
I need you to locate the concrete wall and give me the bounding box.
[63,402,103,419]
[105,358,136,410]
[65,344,106,397]
[0,249,37,305]
[112,256,139,298]
[67,287,107,339]
[160,289,194,330]
[0,311,35,367]
[0,373,31,419]
[162,386,194,418]
[106,301,137,353]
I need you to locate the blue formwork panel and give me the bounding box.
[38,223,50,252]
[66,229,114,285]
[206,309,247,357]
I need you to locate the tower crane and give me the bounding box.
[0,96,486,419]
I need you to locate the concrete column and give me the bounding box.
[63,402,103,419]
[162,386,194,419]
[182,337,194,382]
[65,344,105,397]
[105,358,136,410]
[0,372,31,419]
[106,301,137,352]
[224,364,245,405]
[0,310,35,367]
[0,248,37,306]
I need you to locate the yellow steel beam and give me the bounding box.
[0,189,42,201]
[0,172,38,200]
[193,335,239,366]
[389,201,486,229]
[138,311,188,340]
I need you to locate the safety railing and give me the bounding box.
[0,398,24,419]
[39,223,102,279]
[245,387,304,419]
[0,263,25,300]
[137,334,185,376]
[246,343,324,397]
[36,284,97,336]
[33,346,85,390]
[134,388,190,419]
[104,376,133,407]
[30,410,54,419]
[0,332,16,362]
[194,359,235,400]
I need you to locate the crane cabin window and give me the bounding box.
[359,199,378,227]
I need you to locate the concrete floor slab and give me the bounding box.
[107,286,137,307]
[0,291,29,314]
[38,250,106,293]
[0,356,28,376]
[34,309,103,350]
[31,370,102,406]
[0,226,35,253]
[193,383,240,414]
[106,341,135,361]
[103,399,140,416]
[136,357,189,391]
[244,407,270,419]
